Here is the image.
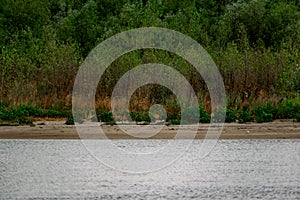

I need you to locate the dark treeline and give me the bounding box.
[0,0,299,116]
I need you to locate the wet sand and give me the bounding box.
[1,120,300,139]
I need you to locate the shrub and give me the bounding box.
[296,113,300,122]
[256,110,273,123]
[255,103,276,123]
[170,119,181,125]
[65,115,84,125]
[277,99,300,119]
[99,111,115,123]
[214,108,237,123]
[129,111,151,123]
[225,109,237,122]
[0,108,14,121]
[199,106,211,123]
[17,116,33,125]
[294,103,300,122]
[0,105,34,125]
[238,109,253,123]
[65,117,75,125]
[46,109,62,118]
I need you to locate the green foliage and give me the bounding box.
[16,116,33,125]
[166,106,211,124]
[65,115,84,125]
[256,112,273,123]
[277,98,300,119]
[278,101,295,119]
[170,119,181,125]
[0,0,51,38]
[296,113,300,122]
[99,111,115,123]
[56,0,102,56]
[214,108,237,123]
[238,109,253,123]
[0,105,34,125]
[225,108,237,123]
[199,106,211,123]
[0,104,71,125]
[217,0,299,49]
[130,112,151,123]
[65,117,75,125]
[255,103,275,123]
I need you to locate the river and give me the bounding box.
[1,139,299,199]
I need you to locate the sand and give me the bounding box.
[1,120,300,139]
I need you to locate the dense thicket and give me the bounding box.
[0,0,299,113]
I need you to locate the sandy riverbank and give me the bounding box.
[1,120,300,139]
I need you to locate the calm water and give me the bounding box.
[1,139,299,199]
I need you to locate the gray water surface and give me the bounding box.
[1,139,299,199]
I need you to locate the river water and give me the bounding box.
[1,139,299,199]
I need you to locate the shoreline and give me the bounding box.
[1,120,300,139]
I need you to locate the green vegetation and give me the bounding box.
[0,104,71,125]
[1,96,300,125]
[65,117,75,125]
[98,111,116,124]
[214,108,237,123]
[130,111,151,123]
[0,0,299,125]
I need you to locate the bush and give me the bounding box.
[238,109,253,123]
[255,103,276,123]
[256,110,273,123]
[46,109,62,118]
[170,119,181,125]
[199,106,211,123]
[99,111,115,123]
[0,105,35,125]
[0,107,14,121]
[129,111,151,123]
[294,104,300,122]
[277,99,300,119]
[17,116,33,125]
[226,108,237,122]
[65,117,75,125]
[296,113,300,122]
[213,108,237,123]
